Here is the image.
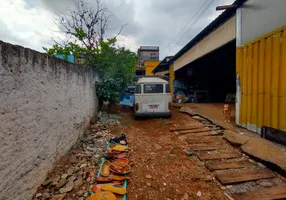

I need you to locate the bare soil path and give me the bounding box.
[33,106,286,200]
[120,108,227,200]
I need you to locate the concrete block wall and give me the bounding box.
[0,41,99,200]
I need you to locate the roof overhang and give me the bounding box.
[152,56,173,73]
[170,0,247,72]
[174,16,236,71]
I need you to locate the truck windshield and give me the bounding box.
[143,84,163,94]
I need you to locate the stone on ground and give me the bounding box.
[241,138,286,171]
[223,130,250,146]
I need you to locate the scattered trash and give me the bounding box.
[197,191,202,197]
[155,144,162,150]
[97,111,121,126]
[205,175,213,182]
[183,148,194,156]
[224,192,235,200]
[181,193,189,200]
[146,175,152,179]
[41,180,52,187]
[257,162,266,168]
[35,193,42,198]
[59,180,74,193]
[51,193,66,200]
[80,164,87,168]
[33,120,114,199]
[42,193,51,199]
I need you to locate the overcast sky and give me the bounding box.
[0,0,234,59]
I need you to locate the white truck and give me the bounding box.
[134,77,172,117]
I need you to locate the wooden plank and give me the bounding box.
[216,169,274,185]
[205,160,252,171]
[186,137,221,144]
[178,128,211,134]
[184,132,219,137]
[169,126,204,132]
[198,152,241,161]
[189,145,221,151]
[232,185,286,200]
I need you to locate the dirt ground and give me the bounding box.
[33,106,286,200]
[119,108,228,200]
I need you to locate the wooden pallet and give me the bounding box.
[216,169,274,185]
[232,185,286,200]
[205,160,252,171]
[198,152,241,161]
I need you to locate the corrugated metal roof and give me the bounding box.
[152,56,173,73]
[169,0,247,65]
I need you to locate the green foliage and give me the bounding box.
[43,0,137,108]
[44,29,137,107]
[95,75,122,105]
[94,43,137,106]
[93,42,137,83]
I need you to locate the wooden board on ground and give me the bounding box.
[231,185,286,200]
[216,169,274,185]
[198,152,241,161]
[189,145,221,151]
[186,137,221,144]
[184,132,220,138]
[170,126,204,132]
[178,128,210,134]
[205,160,253,171]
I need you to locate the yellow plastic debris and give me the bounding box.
[89,191,116,200]
[101,184,127,195]
[111,145,127,152]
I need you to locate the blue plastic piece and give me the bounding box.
[120,94,134,107]
[54,54,75,63]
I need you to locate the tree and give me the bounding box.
[54,0,112,50]
[44,0,137,111]
[95,45,137,109]
[44,0,116,66]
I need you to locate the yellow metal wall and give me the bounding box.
[145,61,160,76]
[169,64,175,96]
[237,25,286,133]
[153,64,174,96]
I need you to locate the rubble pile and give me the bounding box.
[32,122,114,200]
